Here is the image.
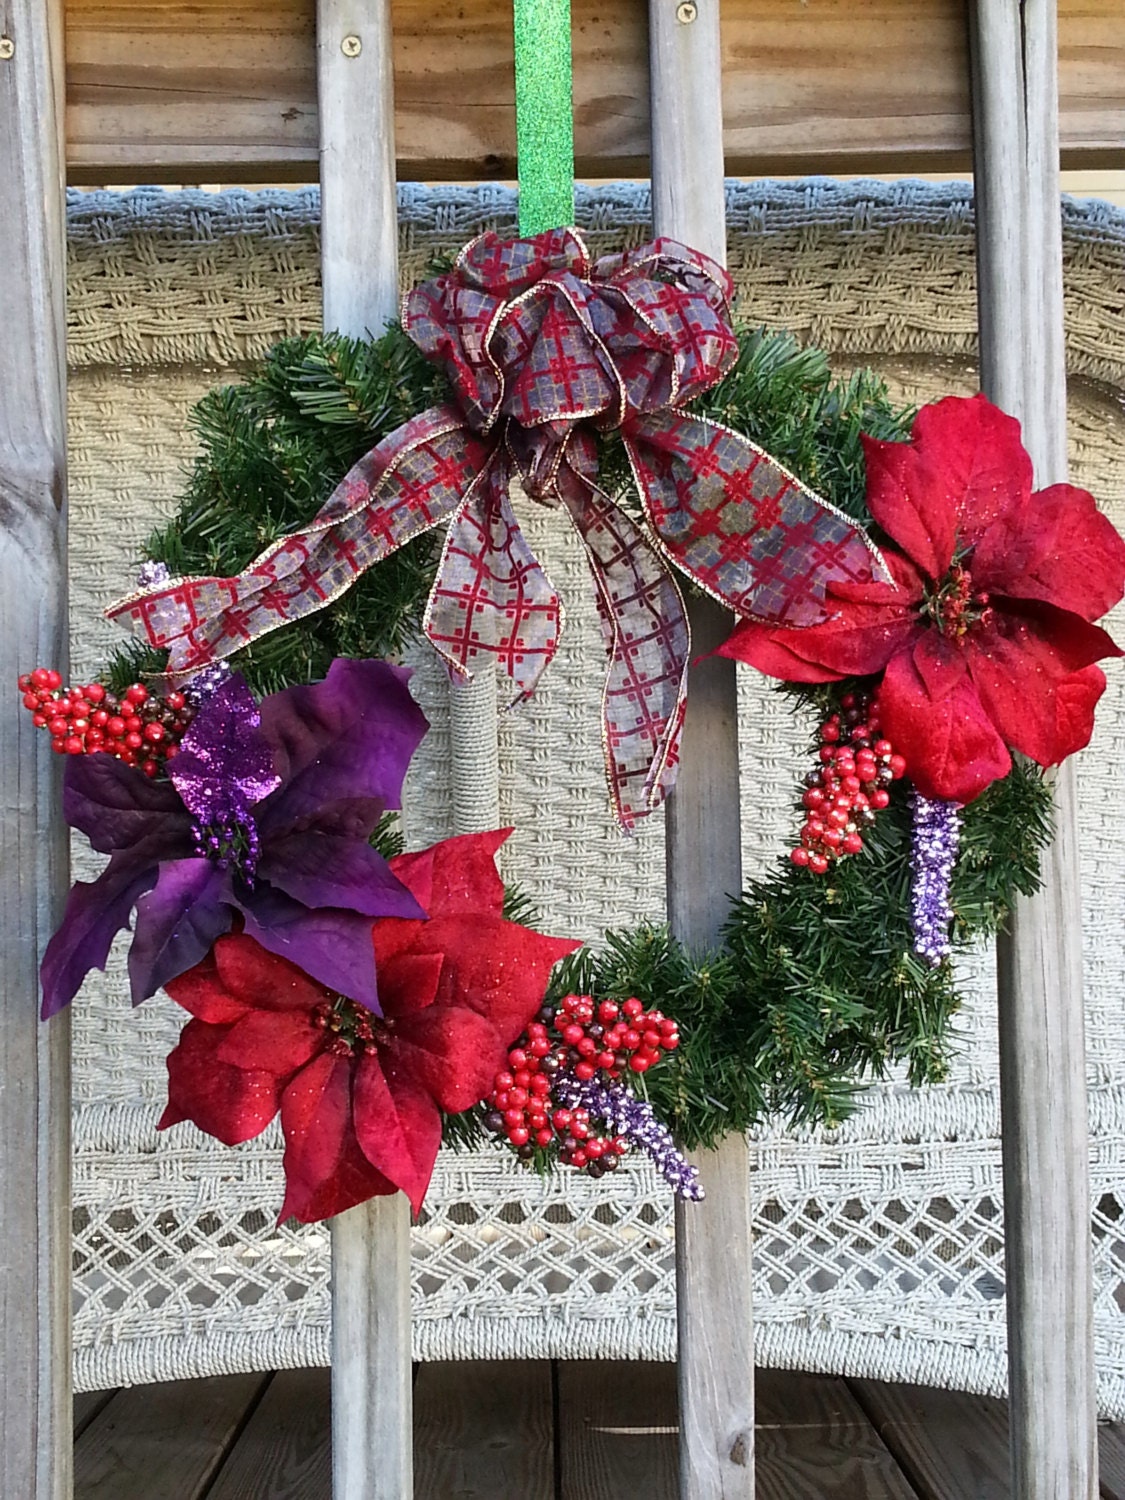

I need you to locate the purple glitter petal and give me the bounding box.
[554,1072,704,1201]
[909,791,962,965]
[170,675,281,820]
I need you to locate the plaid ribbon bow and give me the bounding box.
[108,228,882,828]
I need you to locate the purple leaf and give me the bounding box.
[63,753,192,856]
[169,674,280,822]
[257,832,426,920]
[237,884,382,1013]
[128,859,235,1005]
[39,851,161,1018]
[255,659,428,838]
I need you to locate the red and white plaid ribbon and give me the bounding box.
[107,228,883,828]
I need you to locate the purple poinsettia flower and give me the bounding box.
[40,658,429,1018]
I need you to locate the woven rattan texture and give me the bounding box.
[67,182,1125,1409]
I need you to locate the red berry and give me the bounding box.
[125,684,149,705]
[629,1054,652,1073]
[597,1051,616,1071]
[574,1061,596,1082]
[22,692,39,710]
[503,1108,525,1128]
[809,853,829,875]
[107,716,126,738]
[508,1048,527,1070]
[141,759,160,779]
[622,998,644,1019]
[842,833,864,855]
[535,1129,554,1148]
[143,722,165,744]
[570,1150,588,1168]
[663,1033,680,1051]
[47,716,68,738]
[50,737,67,754]
[32,712,48,728]
[166,691,186,711]
[85,683,106,703]
[17,674,32,692]
[597,1000,619,1023]
[64,736,83,755]
[125,731,144,750]
[889,754,907,778]
[821,722,840,743]
[871,789,890,810]
[508,1127,529,1147]
[561,1023,584,1046]
[551,1110,572,1131]
[31,668,52,689]
[46,670,62,690]
[792,845,813,868]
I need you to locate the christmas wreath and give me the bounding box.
[21,227,1125,1221]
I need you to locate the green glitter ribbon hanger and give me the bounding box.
[513,0,576,235]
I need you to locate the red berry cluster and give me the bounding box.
[18,668,194,779]
[790,691,907,875]
[483,994,679,1176]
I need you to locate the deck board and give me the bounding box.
[756,1371,918,1500]
[558,1360,677,1499]
[74,1372,268,1500]
[414,1359,555,1500]
[203,1369,331,1500]
[69,1362,1116,1498]
[851,1379,1010,1500]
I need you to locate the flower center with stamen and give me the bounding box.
[190,794,261,881]
[312,997,389,1057]
[921,562,993,639]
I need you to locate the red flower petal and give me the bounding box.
[863,395,1032,580]
[278,1051,363,1223]
[971,481,1125,624]
[388,1007,505,1112]
[164,949,251,1025]
[352,1052,443,1215]
[716,619,849,682]
[373,951,446,1015]
[879,640,1011,803]
[217,1008,325,1076]
[159,1018,282,1145]
[390,829,511,919]
[213,931,331,1013]
[382,915,579,1040]
[963,605,1120,767]
[1053,665,1108,761]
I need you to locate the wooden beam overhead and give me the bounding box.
[64,0,1125,184]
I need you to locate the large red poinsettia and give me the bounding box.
[159,829,580,1221]
[719,394,1125,803]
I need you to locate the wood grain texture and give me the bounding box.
[754,1372,916,1500]
[414,1359,554,1499]
[850,1379,1010,1499]
[558,1360,677,1499]
[968,3,1098,1497]
[651,8,754,1495]
[74,1373,269,1500]
[73,1390,116,1441]
[205,1369,331,1500]
[317,7,414,1496]
[0,1,73,1498]
[61,0,1125,182]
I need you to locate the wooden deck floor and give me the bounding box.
[74,1361,1125,1499]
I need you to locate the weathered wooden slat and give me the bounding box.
[61,0,1125,182]
[414,1359,554,1499]
[558,1359,678,1499]
[316,3,415,1496]
[754,1372,916,1500]
[0,2,73,1498]
[649,5,754,1497]
[204,1369,331,1500]
[74,1372,269,1500]
[968,3,1098,1497]
[850,1379,1010,1500]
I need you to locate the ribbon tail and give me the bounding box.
[424,451,563,698]
[105,404,489,674]
[625,410,889,628]
[558,471,690,831]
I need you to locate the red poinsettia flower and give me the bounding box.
[718,395,1125,803]
[158,829,580,1222]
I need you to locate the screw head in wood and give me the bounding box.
[0,36,14,60]
[676,1,698,22]
[341,34,362,57]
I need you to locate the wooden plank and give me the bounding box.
[968,4,1098,1498]
[850,1379,1009,1499]
[73,1391,116,1441]
[0,1,73,1498]
[558,1359,677,1499]
[74,1372,269,1500]
[414,1360,554,1499]
[649,6,754,1498]
[754,1371,917,1500]
[205,1368,332,1500]
[1098,1423,1125,1500]
[61,0,1125,182]
[317,4,414,1497]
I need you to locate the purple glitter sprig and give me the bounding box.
[909,791,962,965]
[555,1072,704,1201]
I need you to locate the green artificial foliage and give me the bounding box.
[105,317,1056,1145]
